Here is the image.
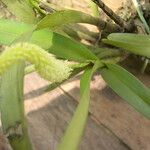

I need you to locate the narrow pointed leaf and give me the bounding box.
[48,33,98,62]
[101,64,150,119]
[103,33,150,58]
[36,10,100,30]
[57,61,101,150]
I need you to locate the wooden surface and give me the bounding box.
[23,67,150,150]
[24,73,130,150]
[61,69,150,150]
[46,0,124,13]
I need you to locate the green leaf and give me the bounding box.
[1,0,37,24]
[48,33,98,62]
[0,19,97,62]
[0,19,32,45]
[0,62,32,150]
[0,19,52,48]
[57,61,101,150]
[103,33,150,58]
[101,63,150,119]
[36,10,100,30]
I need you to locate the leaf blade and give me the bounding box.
[57,61,100,150]
[36,10,99,30]
[101,64,150,119]
[103,33,150,58]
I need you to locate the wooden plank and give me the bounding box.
[23,73,130,150]
[61,69,150,150]
[102,0,124,11]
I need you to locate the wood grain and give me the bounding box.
[61,69,150,150]
[23,72,130,150]
[102,0,124,11]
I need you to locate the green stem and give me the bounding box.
[132,0,150,34]
[97,49,122,59]
[132,0,150,73]
[92,0,128,30]
[141,58,149,73]
[0,62,32,150]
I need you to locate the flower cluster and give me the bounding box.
[0,43,72,82]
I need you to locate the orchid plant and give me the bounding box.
[0,0,150,150]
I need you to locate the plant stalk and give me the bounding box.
[0,62,32,150]
[132,0,150,34]
[92,0,133,31]
[132,0,150,73]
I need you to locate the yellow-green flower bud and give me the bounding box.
[0,43,72,82]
